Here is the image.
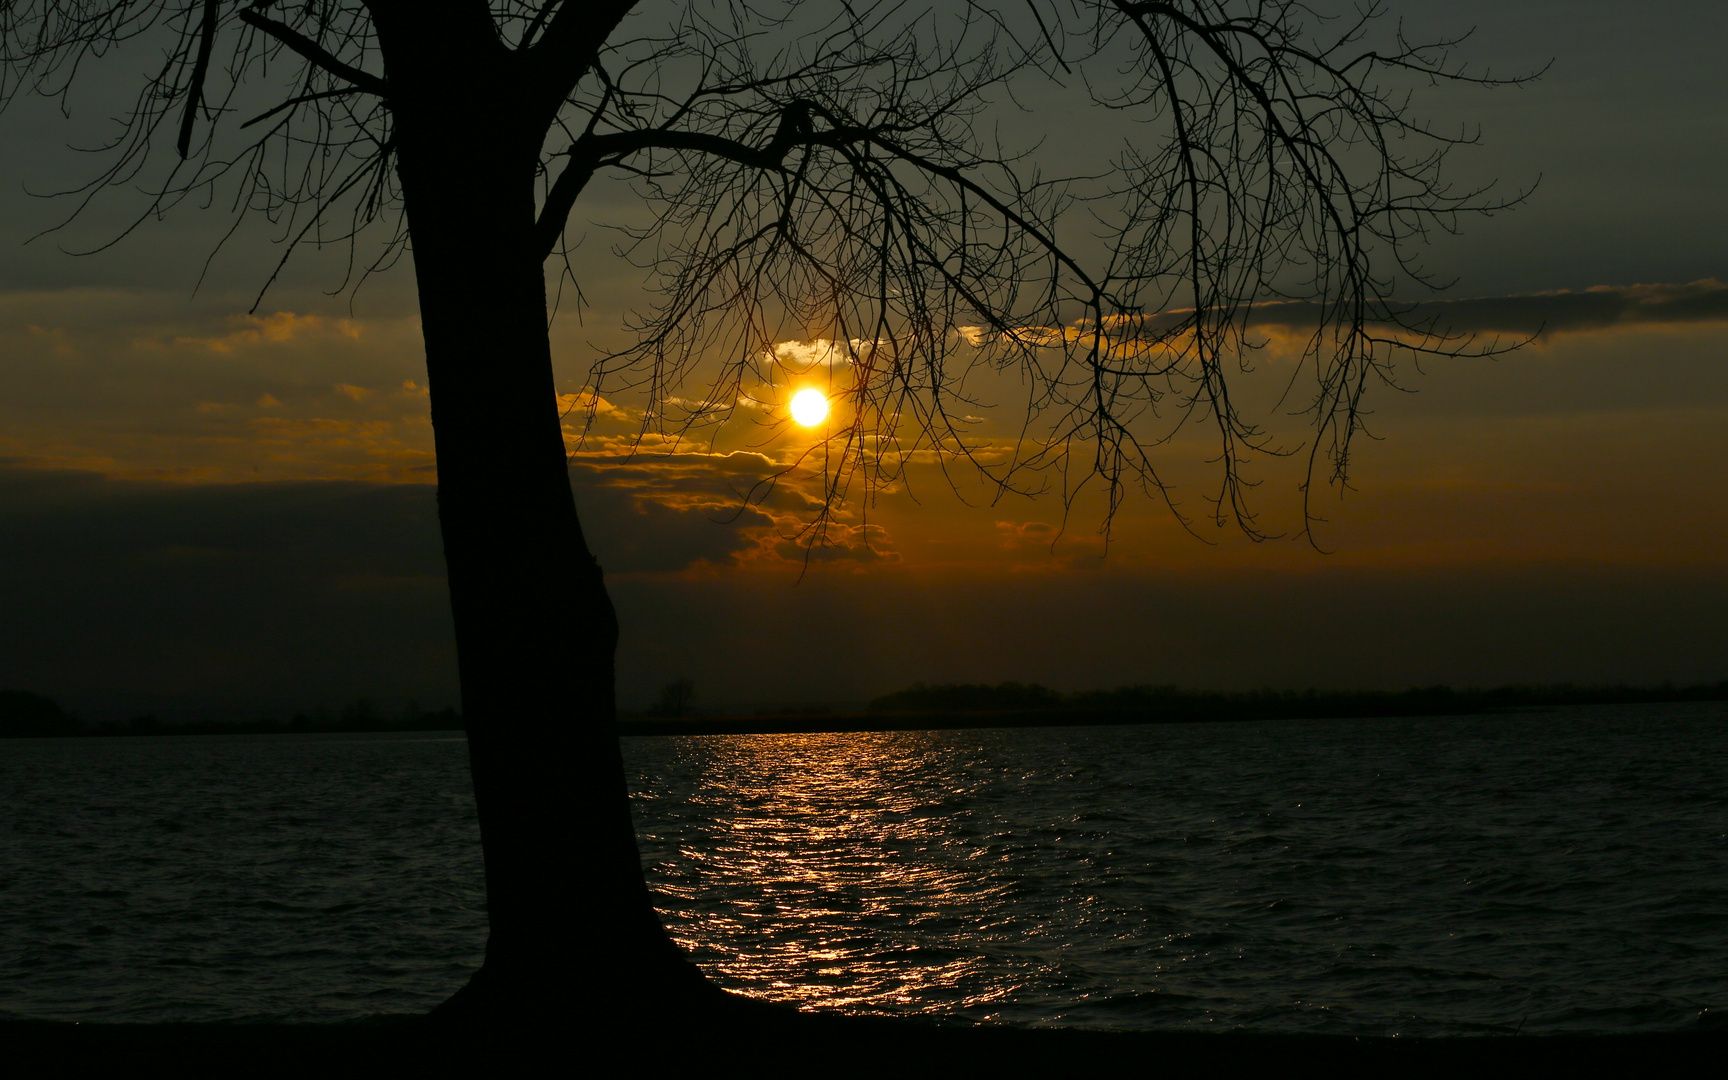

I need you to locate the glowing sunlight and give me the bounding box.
[790,388,829,427]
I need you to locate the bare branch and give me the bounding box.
[0,0,1533,545]
[175,0,217,158]
[525,0,636,115]
[237,8,388,97]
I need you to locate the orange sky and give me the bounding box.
[3,283,1725,715]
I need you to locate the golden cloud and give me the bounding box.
[996,519,1059,550]
[557,391,617,416]
[175,311,363,354]
[763,338,873,372]
[767,522,899,564]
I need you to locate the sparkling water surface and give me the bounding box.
[4,704,1726,1032]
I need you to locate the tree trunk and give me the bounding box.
[384,72,712,1024]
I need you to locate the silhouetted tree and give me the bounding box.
[0,1,1524,1022]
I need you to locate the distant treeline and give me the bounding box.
[0,691,460,739]
[12,679,1728,741]
[866,680,1728,721]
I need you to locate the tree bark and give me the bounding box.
[376,13,713,1021]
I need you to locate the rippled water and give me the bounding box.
[2,705,1726,1032]
[628,703,1728,1035]
[0,732,486,1021]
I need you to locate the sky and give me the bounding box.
[2,1,1726,719]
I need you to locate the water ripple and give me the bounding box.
[625,703,1728,1035]
[0,732,486,1022]
[3,707,1725,1031]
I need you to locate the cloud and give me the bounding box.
[7,456,1725,722]
[556,391,617,417]
[769,522,898,564]
[608,562,1728,711]
[568,445,902,570]
[174,311,363,353]
[0,451,900,716]
[0,290,432,482]
[1250,280,1728,338]
[993,518,1105,569]
[0,444,902,717]
[0,462,455,717]
[996,519,1059,549]
[764,338,870,372]
[568,449,789,573]
[1222,281,1728,340]
[959,281,1728,352]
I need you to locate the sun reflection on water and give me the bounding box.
[625,712,1728,1034]
[634,731,1027,1014]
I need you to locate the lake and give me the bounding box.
[4,703,1726,1034]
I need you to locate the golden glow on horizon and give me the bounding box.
[790,388,829,427]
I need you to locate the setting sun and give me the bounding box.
[790,388,829,427]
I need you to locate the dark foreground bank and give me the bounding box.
[3,1013,1723,1076]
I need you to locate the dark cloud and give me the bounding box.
[0,452,869,716]
[0,463,444,570]
[6,457,1727,721]
[0,464,456,719]
[1246,280,1728,338]
[571,461,776,574]
[987,282,1728,359]
[609,562,1728,711]
[571,449,791,573]
[571,448,899,569]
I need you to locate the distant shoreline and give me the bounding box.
[5,681,1726,739]
[621,694,1727,737]
[623,679,1728,736]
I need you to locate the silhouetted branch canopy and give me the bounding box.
[0,0,1530,539]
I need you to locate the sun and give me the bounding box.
[789,388,829,427]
